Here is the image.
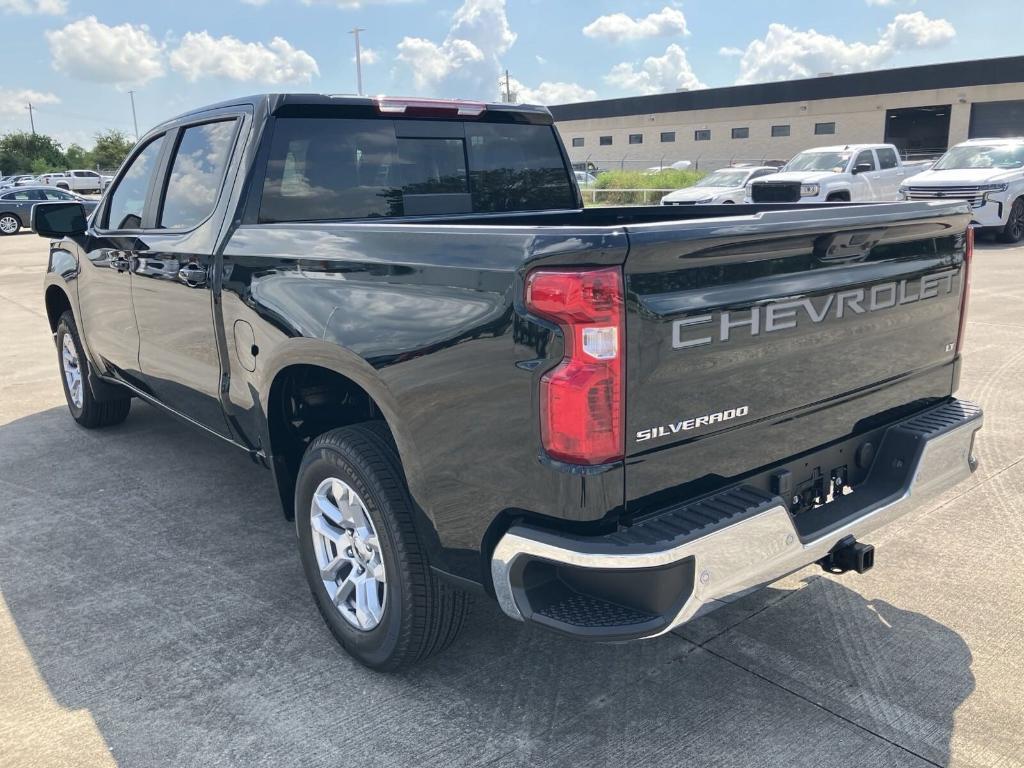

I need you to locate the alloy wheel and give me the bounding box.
[0,215,18,234]
[310,477,387,631]
[61,333,83,408]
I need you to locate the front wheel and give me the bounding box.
[55,311,131,428]
[0,214,21,235]
[997,198,1024,244]
[295,423,469,670]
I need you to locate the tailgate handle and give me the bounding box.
[815,229,886,262]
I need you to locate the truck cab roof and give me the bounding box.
[159,93,554,132]
[801,143,895,153]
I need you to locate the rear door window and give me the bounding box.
[876,147,899,169]
[259,117,574,222]
[159,120,237,229]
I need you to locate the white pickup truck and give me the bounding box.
[40,169,112,194]
[747,143,928,204]
[899,137,1024,243]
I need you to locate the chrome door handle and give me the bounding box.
[110,254,131,272]
[177,263,208,287]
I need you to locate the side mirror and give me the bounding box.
[853,162,873,175]
[31,201,87,238]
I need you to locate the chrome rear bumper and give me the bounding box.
[491,399,982,640]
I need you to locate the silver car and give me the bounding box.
[0,186,97,236]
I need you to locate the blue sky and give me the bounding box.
[0,0,1019,147]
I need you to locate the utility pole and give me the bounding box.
[499,70,513,103]
[25,102,35,135]
[349,27,366,96]
[128,90,139,140]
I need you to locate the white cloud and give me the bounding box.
[734,12,955,84]
[605,43,705,95]
[355,47,380,65]
[0,0,66,14]
[535,55,547,65]
[0,87,59,117]
[46,16,164,88]
[509,78,596,105]
[583,6,689,43]
[718,46,743,56]
[169,32,319,84]
[396,0,516,98]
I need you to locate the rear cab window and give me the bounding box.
[258,116,576,223]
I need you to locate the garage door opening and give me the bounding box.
[970,100,1024,138]
[884,105,951,159]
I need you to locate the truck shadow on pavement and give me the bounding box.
[0,403,974,768]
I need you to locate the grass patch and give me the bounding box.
[587,169,705,205]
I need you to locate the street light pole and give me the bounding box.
[349,27,366,96]
[25,102,35,135]
[128,90,139,140]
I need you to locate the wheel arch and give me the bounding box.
[44,283,73,333]
[259,341,416,521]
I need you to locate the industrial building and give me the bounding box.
[550,55,1024,171]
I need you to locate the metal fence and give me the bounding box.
[571,156,789,173]
[571,148,946,175]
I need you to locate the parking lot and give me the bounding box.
[0,232,1022,768]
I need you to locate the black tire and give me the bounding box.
[0,213,21,236]
[55,311,131,428]
[997,198,1024,244]
[826,193,850,202]
[295,423,470,670]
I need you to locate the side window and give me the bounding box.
[42,189,75,200]
[854,150,876,171]
[105,135,165,230]
[160,120,236,229]
[877,147,899,169]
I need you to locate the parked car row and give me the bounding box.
[0,169,111,194]
[0,186,98,236]
[647,137,1024,243]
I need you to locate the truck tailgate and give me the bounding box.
[622,202,970,514]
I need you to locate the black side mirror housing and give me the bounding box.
[853,162,873,175]
[32,201,88,238]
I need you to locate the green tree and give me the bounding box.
[89,129,134,171]
[65,143,90,168]
[0,131,65,175]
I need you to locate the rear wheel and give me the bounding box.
[295,423,469,670]
[55,311,131,428]
[997,198,1024,244]
[0,214,20,235]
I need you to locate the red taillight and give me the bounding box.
[955,226,974,354]
[526,267,624,465]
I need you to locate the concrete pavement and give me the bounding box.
[1,231,1021,767]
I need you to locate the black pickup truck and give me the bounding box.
[33,94,982,670]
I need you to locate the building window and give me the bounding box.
[571,137,584,147]
[771,124,790,137]
[599,135,613,146]
[628,133,643,144]
[694,129,711,141]
[660,131,676,143]
[814,122,836,135]
[731,127,749,139]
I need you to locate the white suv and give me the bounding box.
[900,138,1024,243]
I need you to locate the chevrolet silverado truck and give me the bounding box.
[900,137,1024,243]
[33,94,981,670]
[748,143,928,203]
